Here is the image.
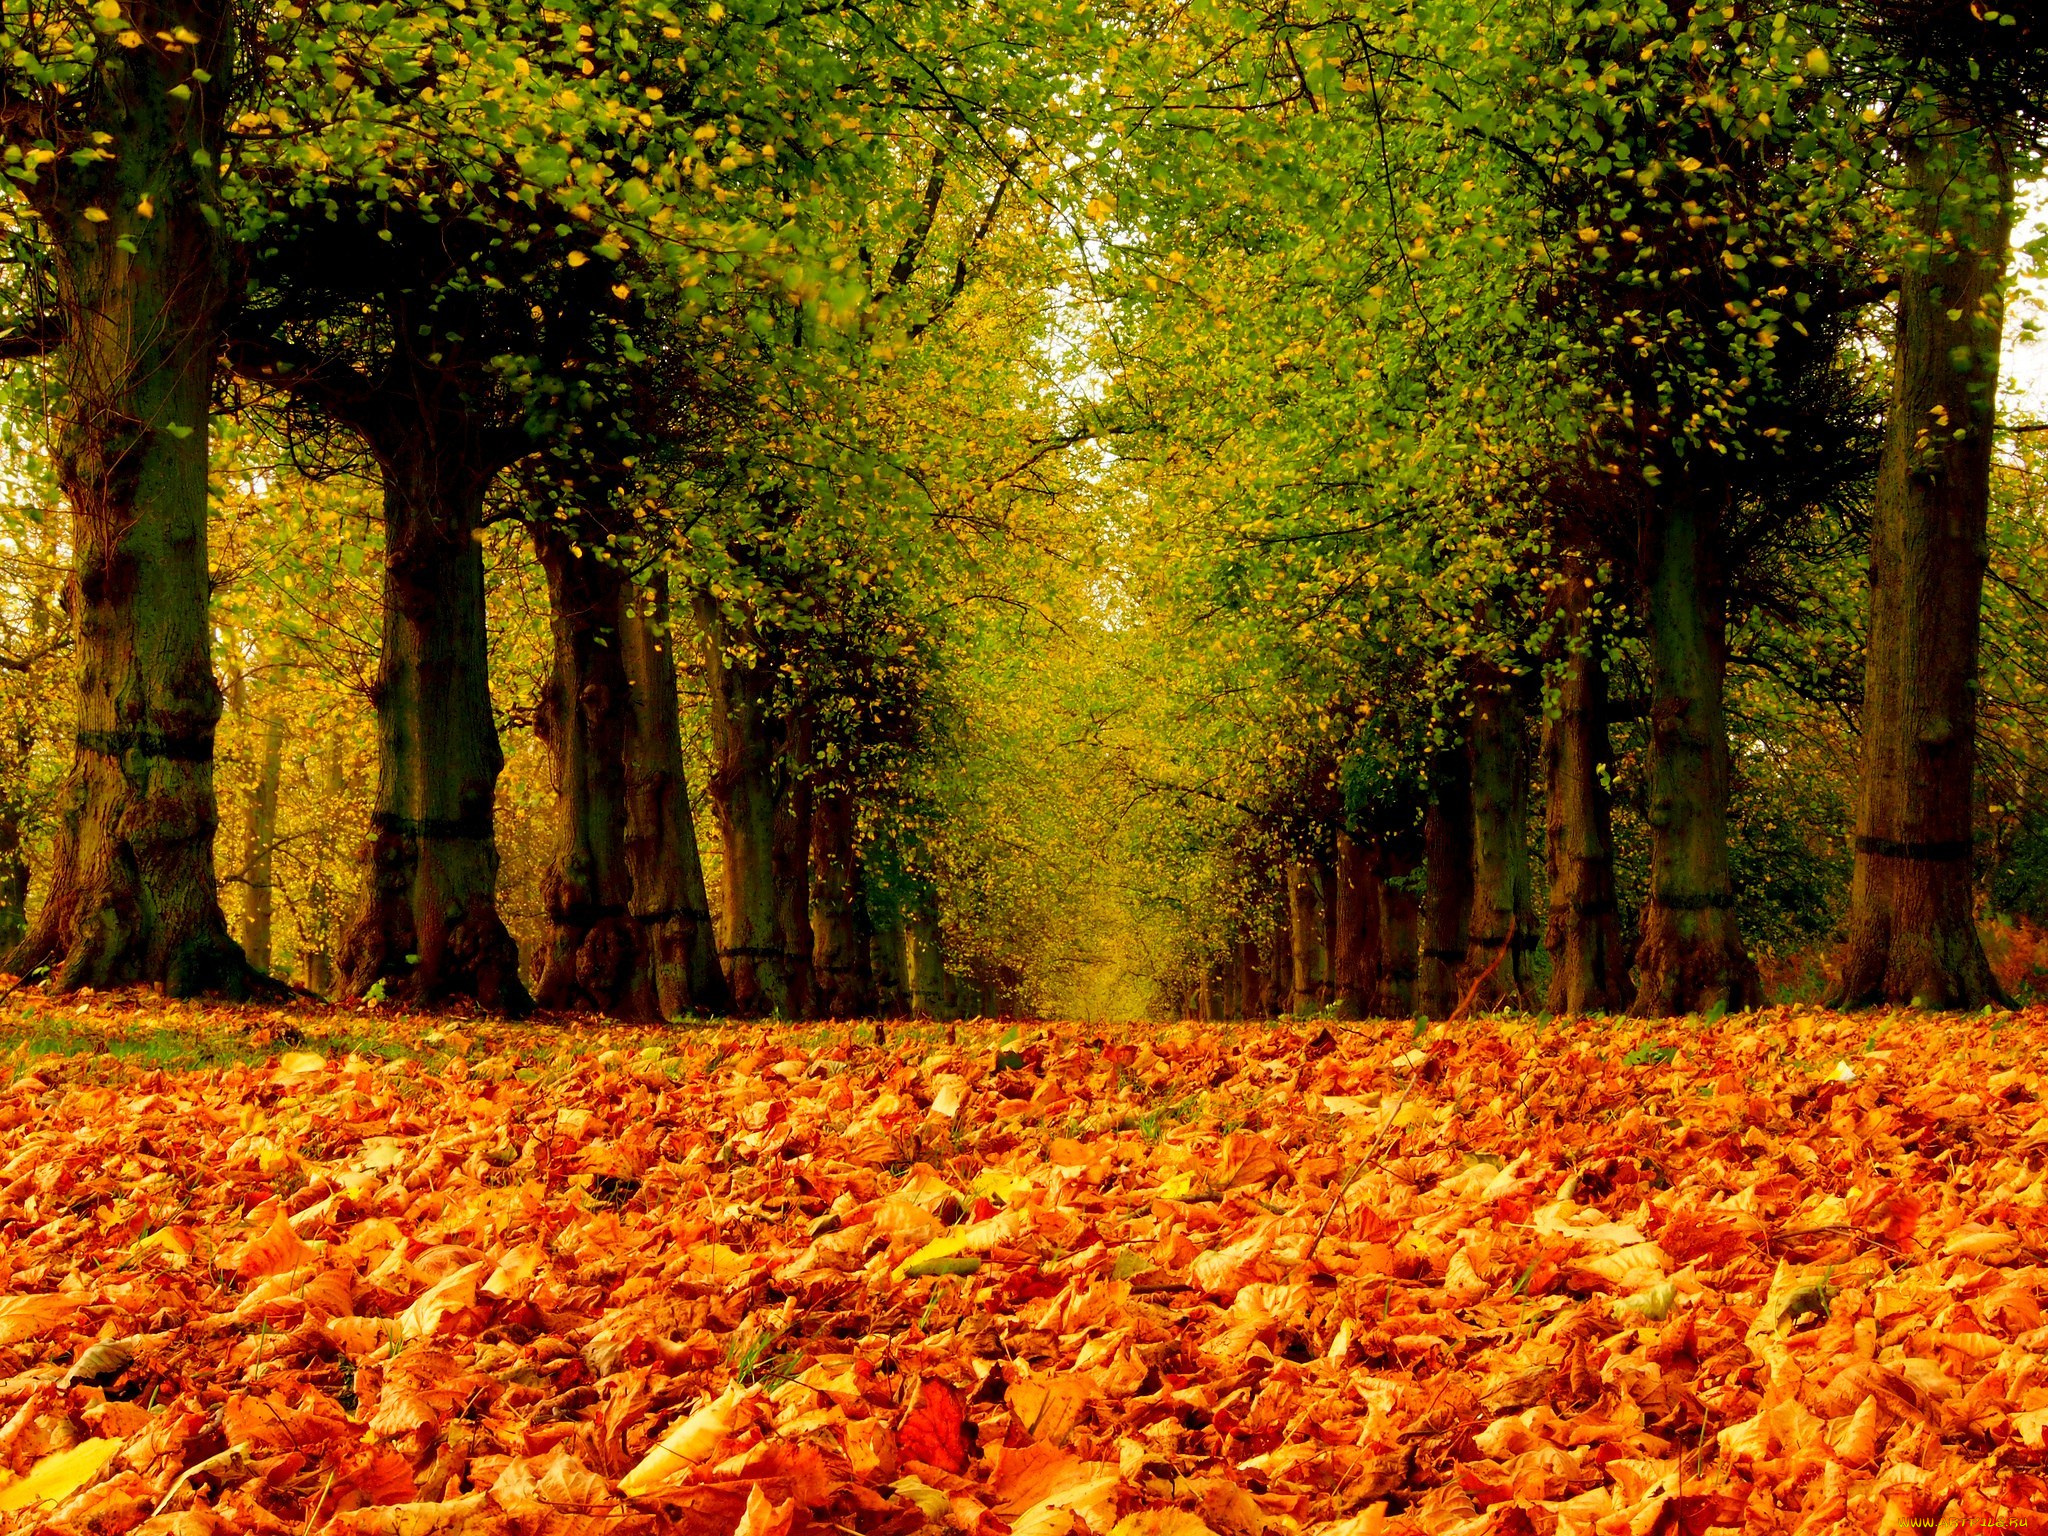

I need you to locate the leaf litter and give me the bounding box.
[4,1000,2048,1534]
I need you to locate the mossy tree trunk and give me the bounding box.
[528,524,657,1018]
[7,1,249,995]
[695,594,813,1017]
[1463,668,1536,1009]
[1838,133,2012,1010]
[1633,490,1760,1015]
[1544,561,1630,1013]
[810,785,875,1017]
[620,572,729,1018]
[1419,742,1475,1017]
[338,434,528,1013]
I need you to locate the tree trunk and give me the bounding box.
[1419,743,1474,1018]
[905,888,950,1019]
[1464,669,1536,1010]
[239,715,285,976]
[695,595,813,1017]
[338,442,528,1013]
[810,785,875,1017]
[1333,832,1383,1018]
[620,572,730,1017]
[1633,490,1761,1015]
[1544,563,1629,1013]
[1287,860,1331,1015]
[871,900,911,1018]
[1268,885,1293,1017]
[528,525,657,1018]
[776,706,816,1017]
[1378,829,1423,1017]
[1838,133,2013,1010]
[1234,934,1267,1019]
[7,5,248,994]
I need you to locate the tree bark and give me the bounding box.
[1838,133,2013,1010]
[1234,934,1267,1019]
[528,525,657,1018]
[1544,563,1630,1013]
[338,441,528,1013]
[905,887,950,1019]
[239,715,285,976]
[1286,860,1331,1015]
[810,785,876,1017]
[620,573,729,1017]
[696,595,813,1017]
[1333,832,1383,1018]
[1463,668,1536,1010]
[1633,490,1761,1015]
[1378,828,1423,1017]
[6,3,248,995]
[1267,884,1293,1017]
[1419,743,1475,1017]
[871,900,911,1018]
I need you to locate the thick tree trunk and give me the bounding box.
[1286,860,1333,1015]
[620,573,729,1017]
[810,786,875,1017]
[338,444,528,1013]
[775,707,816,1017]
[528,525,657,1018]
[1633,491,1761,1015]
[1839,135,2013,1010]
[695,596,813,1017]
[1419,744,1474,1017]
[1544,565,1630,1013]
[1463,669,1536,1010]
[1333,832,1383,1018]
[1378,829,1423,1017]
[239,716,285,976]
[7,8,248,994]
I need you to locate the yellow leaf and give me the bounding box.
[0,1294,79,1346]
[892,1234,974,1281]
[1110,1512,1216,1536]
[566,251,588,267]
[0,1438,122,1513]
[620,1384,751,1499]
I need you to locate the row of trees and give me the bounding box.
[0,0,2042,1022]
[1083,0,2048,1019]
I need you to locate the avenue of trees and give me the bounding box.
[0,0,2043,1021]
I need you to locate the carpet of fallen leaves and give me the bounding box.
[7,1001,2048,1536]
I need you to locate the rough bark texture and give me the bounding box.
[1544,566,1630,1014]
[1839,135,2012,1010]
[1378,829,1423,1017]
[620,574,729,1018]
[238,716,285,976]
[810,786,876,1017]
[338,442,528,1013]
[775,708,816,1018]
[1333,833,1384,1018]
[1463,672,1536,1010]
[696,595,814,1018]
[1419,745,1475,1018]
[529,527,657,1018]
[1286,861,1332,1015]
[1633,491,1761,1015]
[7,2,248,995]
[1235,936,1270,1019]
[1268,887,1293,1018]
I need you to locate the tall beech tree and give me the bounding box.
[0,0,252,992]
[1837,0,2047,1007]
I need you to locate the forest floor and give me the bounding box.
[4,999,2048,1536]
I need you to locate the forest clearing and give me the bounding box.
[9,1000,2048,1536]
